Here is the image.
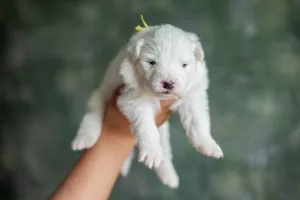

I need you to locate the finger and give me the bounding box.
[113,84,125,98]
[160,99,176,108]
[164,109,172,119]
[156,110,172,126]
[156,108,172,121]
[111,84,125,106]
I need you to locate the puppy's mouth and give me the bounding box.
[159,91,177,97]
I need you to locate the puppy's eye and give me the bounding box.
[148,60,156,66]
[182,63,188,68]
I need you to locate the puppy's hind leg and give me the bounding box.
[72,61,122,151]
[72,88,106,150]
[155,121,179,189]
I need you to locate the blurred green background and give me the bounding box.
[1,0,300,199]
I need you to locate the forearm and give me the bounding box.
[49,126,135,200]
[49,90,173,200]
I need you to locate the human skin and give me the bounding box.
[49,87,175,200]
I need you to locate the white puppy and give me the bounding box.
[71,24,223,188]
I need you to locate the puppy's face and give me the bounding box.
[121,25,205,99]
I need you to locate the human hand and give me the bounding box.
[102,86,175,135]
[50,86,175,200]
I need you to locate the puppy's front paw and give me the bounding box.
[138,144,164,169]
[192,136,224,159]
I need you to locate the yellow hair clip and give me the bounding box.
[135,25,143,32]
[135,14,149,32]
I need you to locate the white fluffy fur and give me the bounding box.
[71,24,223,188]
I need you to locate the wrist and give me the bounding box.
[101,123,133,139]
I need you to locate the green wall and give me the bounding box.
[1,0,300,199]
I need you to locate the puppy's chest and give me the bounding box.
[139,96,161,112]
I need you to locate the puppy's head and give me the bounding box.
[120,24,207,99]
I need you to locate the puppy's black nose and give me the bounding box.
[162,81,174,90]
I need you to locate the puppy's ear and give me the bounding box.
[187,32,204,62]
[119,38,145,88]
[127,38,145,62]
[119,58,137,88]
